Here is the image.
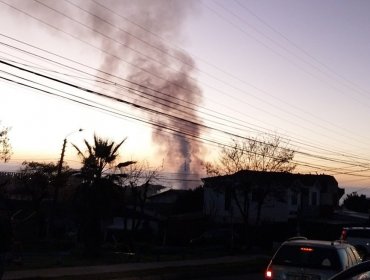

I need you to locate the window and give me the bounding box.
[338,249,350,269]
[346,247,357,266]
[272,245,340,270]
[349,247,362,263]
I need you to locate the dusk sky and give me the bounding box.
[0,0,370,193]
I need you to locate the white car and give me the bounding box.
[265,237,362,280]
[341,227,370,258]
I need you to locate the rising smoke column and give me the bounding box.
[26,0,205,188]
[90,0,205,188]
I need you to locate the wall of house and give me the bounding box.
[203,173,341,226]
[204,186,328,225]
[249,196,289,224]
[204,187,290,224]
[286,186,322,218]
[203,187,225,222]
[287,188,300,219]
[320,193,333,205]
[301,185,321,217]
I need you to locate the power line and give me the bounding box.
[1,38,370,177]
[2,59,370,178]
[2,34,369,168]
[207,1,370,109]
[3,0,370,153]
[0,29,370,175]
[234,0,370,100]
[0,2,370,183]
[2,72,370,180]
[57,0,370,150]
[4,36,370,169]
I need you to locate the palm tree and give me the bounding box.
[73,134,128,182]
[72,134,135,257]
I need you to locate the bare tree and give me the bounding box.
[204,134,296,226]
[116,161,159,231]
[205,135,296,176]
[113,161,159,250]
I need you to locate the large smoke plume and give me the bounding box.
[30,0,205,188]
[93,0,204,188]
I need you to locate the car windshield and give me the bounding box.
[272,244,341,270]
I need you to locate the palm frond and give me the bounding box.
[84,139,93,156]
[72,143,85,159]
[111,138,127,156]
[117,161,136,168]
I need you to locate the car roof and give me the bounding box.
[283,239,351,249]
[343,227,370,230]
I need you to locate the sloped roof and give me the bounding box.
[202,170,339,191]
[148,188,188,199]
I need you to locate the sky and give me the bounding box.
[0,0,370,193]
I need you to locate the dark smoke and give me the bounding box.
[28,0,205,188]
[89,0,205,188]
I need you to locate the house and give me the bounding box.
[146,189,189,216]
[145,188,205,245]
[202,170,344,225]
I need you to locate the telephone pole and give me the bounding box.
[48,129,82,237]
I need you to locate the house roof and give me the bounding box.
[202,170,341,193]
[148,188,188,199]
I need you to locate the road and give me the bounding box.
[198,272,263,280]
[111,271,264,280]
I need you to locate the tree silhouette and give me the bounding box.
[19,161,72,238]
[72,134,135,257]
[343,192,370,213]
[204,135,296,228]
[205,135,295,175]
[72,134,129,182]
[0,123,12,162]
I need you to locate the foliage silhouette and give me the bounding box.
[0,123,12,162]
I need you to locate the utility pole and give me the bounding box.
[53,138,67,207]
[48,129,82,237]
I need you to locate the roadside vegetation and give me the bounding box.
[0,128,367,274]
